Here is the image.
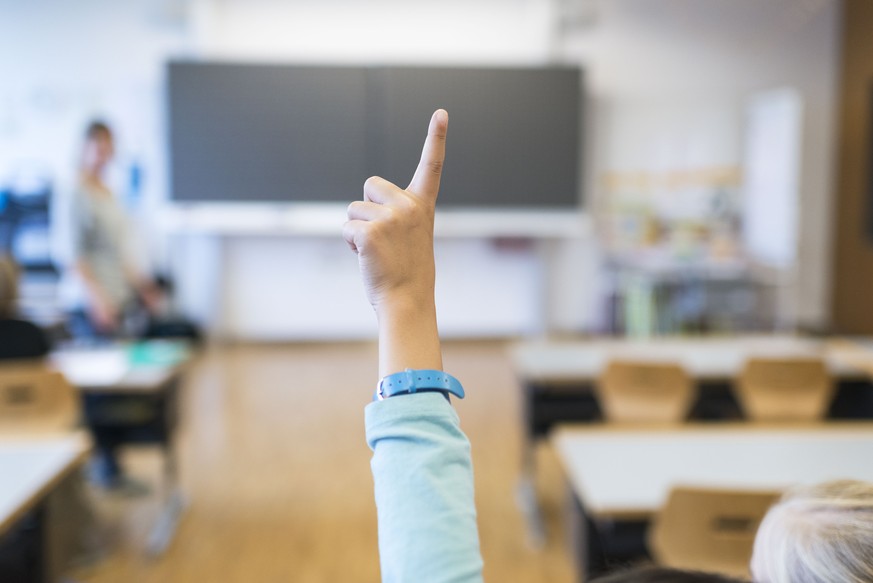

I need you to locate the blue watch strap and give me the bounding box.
[377,369,465,400]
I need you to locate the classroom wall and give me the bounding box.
[0,0,191,271]
[173,0,594,340]
[0,0,842,339]
[176,0,842,338]
[560,0,840,330]
[831,0,873,333]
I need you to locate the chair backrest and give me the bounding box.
[0,362,79,434]
[736,357,833,421]
[597,360,694,423]
[649,486,782,578]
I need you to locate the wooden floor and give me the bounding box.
[71,341,575,582]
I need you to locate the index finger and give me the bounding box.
[407,109,448,200]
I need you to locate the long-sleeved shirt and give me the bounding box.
[366,391,484,583]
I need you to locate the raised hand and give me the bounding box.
[343,109,447,316]
[343,109,448,377]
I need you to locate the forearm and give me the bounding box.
[371,300,484,582]
[74,260,112,306]
[122,262,151,294]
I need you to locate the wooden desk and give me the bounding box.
[825,337,873,376]
[512,335,866,386]
[513,334,873,449]
[51,342,188,394]
[510,335,873,545]
[512,335,871,444]
[0,433,90,537]
[0,433,91,582]
[552,422,873,580]
[51,341,192,556]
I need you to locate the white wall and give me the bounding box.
[0,0,192,269]
[172,0,596,340]
[209,235,545,341]
[0,0,841,338]
[561,0,840,328]
[191,0,553,65]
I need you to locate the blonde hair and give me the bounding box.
[0,255,18,318]
[750,480,873,583]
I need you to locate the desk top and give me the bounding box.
[50,341,190,393]
[825,337,873,376]
[553,422,873,518]
[0,432,91,536]
[512,335,869,384]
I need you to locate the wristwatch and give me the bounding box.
[376,369,465,401]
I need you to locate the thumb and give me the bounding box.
[407,109,448,201]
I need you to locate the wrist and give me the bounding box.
[92,289,115,310]
[376,296,442,378]
[375,290,435,324]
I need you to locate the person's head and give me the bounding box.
[591,566,746,583]
[0,255,19,319]
[751,479,873,583]
[81,120,115,174]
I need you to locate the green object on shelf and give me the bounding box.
[624,275,655,338]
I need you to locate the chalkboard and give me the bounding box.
[168,62,583,208]
[169,63,369,203]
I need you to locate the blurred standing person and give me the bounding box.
[64,120,160,340]
[61,120,160,491]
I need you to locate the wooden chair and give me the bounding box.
[649,486,782,578]
[0,362,79,434]
[597,360,694,423]
[735,357,834,421]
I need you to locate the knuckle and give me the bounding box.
[355,224,373,246]
[382,207,402,228]
[394,193,415,211]
[428,160,444,175]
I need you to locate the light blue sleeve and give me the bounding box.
[365,392,484,583]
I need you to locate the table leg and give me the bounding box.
[0,505,46,583]
[516,383,546,548]
[31,505,47,583]
[516,444,546,548]
[146,381,187,557]
[145,492,186,557]
[567,485,652,581]
[568,486,613,582]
